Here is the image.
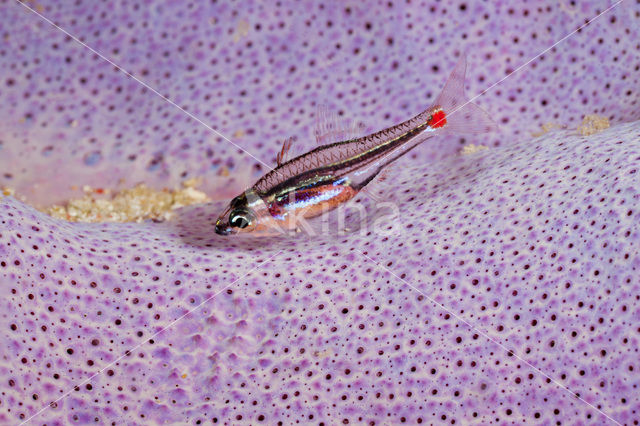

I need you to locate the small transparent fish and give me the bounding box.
[215,55,496,236]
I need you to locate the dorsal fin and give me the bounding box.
[253,107,366,194]
[314,104,365,145]
[276,136,296,166]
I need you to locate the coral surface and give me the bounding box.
[2,120,640,424]
[1,0,639,424]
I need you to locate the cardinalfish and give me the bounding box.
[215,55,496,236]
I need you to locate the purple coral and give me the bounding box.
[1,0,640,424]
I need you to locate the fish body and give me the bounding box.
[215,55,496,236]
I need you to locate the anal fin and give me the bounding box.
[361,166,392,204]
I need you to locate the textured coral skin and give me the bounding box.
[1,0,640,424]
[2,122,640,424]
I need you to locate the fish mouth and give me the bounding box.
[214,219,232,236]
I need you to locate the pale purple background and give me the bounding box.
[0,0,639,424]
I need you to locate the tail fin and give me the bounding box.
[431,55,497,135]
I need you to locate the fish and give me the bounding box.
[214,55,497,236]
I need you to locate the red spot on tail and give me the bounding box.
[429,109,447,128]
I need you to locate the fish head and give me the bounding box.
[215,189,284,236]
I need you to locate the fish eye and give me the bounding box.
[229,209,254,229]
